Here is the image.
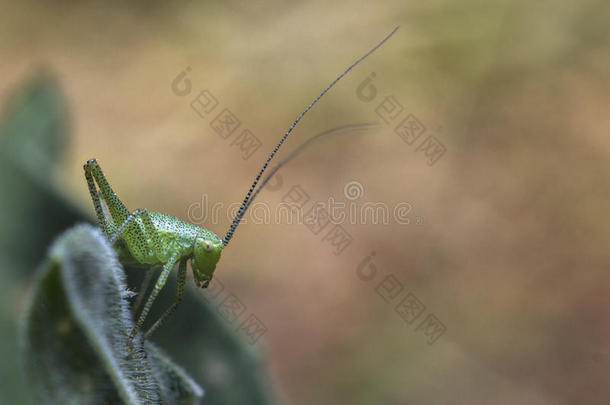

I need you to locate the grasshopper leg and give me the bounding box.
[143,259,187,340]
[84,162,116,236]
[109,208,146,244]
[84,159,130,225]
[107,208,163,263]
[139,209,162,256]
[129,253,179,342]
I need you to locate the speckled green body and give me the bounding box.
[116,211,221,270]
[83,158,223,340]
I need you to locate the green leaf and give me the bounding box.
[21,224,203,405]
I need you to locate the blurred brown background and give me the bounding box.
[1,0,609,403]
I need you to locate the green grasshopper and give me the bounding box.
[83,27,398,343]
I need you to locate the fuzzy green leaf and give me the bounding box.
[21,225,203,405]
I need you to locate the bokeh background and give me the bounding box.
[2,0,610,404]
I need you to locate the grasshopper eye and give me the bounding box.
[202,240,214,253]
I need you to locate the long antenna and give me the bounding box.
[222,26,399,246]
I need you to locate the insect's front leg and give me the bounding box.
[143,259,188,340]
[129,253,179,344]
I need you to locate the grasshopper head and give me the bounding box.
[191,233,224,288]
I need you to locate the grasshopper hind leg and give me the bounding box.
[84,161,117,236]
